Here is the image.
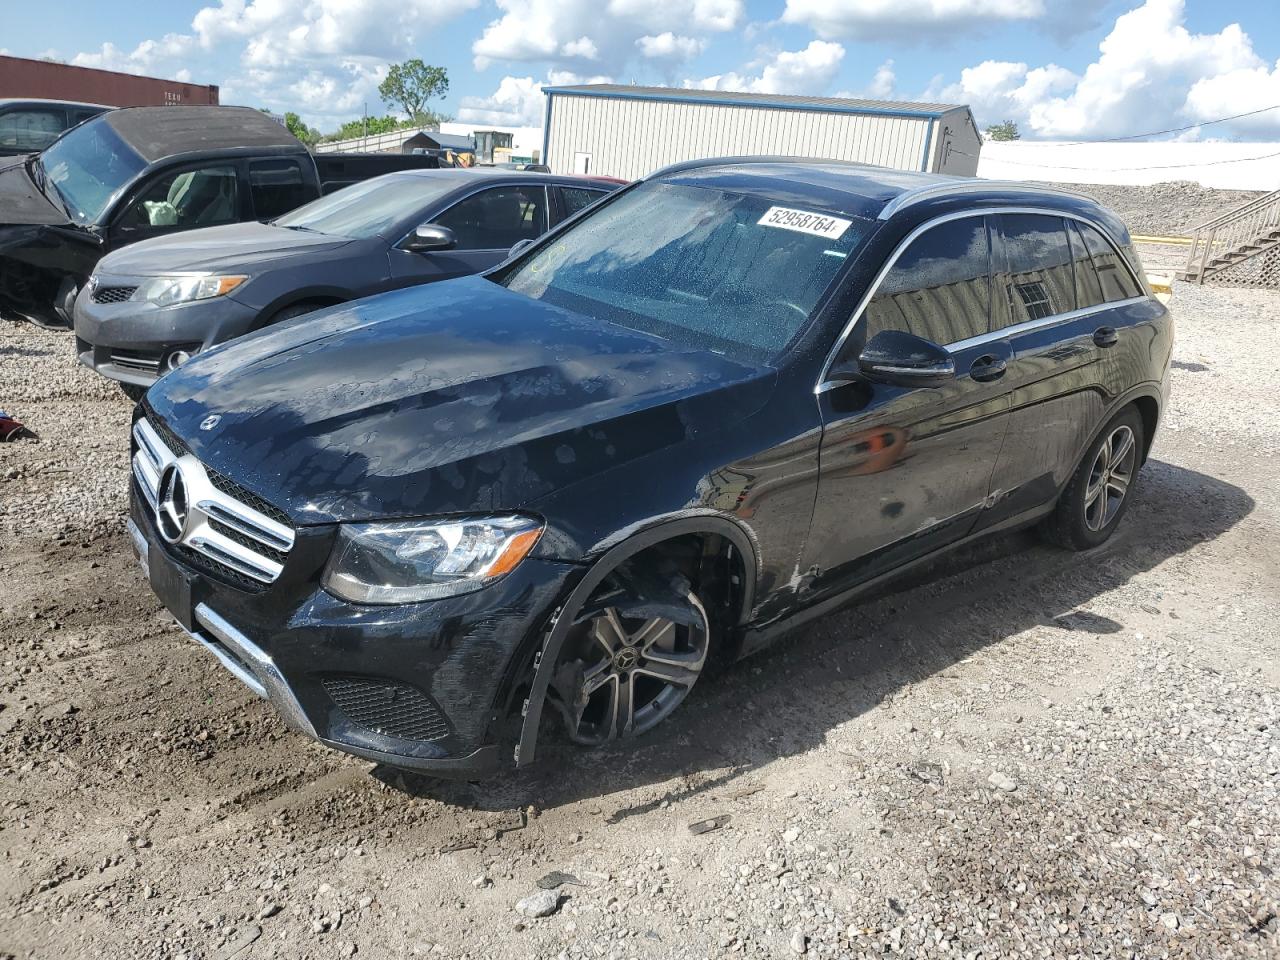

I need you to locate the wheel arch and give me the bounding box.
[253,288,350,330]
[513,513,759,768]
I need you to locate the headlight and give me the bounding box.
[134,274,247,307]
[322,515,544,604]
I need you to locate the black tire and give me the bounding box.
[1043,405,1145,551]
[119,382,147,403]
[258,301,328,330]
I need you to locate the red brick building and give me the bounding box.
[0,54,218,107]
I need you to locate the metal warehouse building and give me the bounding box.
[542,84,981,181]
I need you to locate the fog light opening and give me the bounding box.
[165,348,197,372]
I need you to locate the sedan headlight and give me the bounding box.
[134,274,247,307]
[322,515,545,604]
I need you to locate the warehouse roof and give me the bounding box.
[543,84,967,120]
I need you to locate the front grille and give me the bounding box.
[110,348,161,372]
[92,285,137,304]
[323,676,451,743]
[132,417,296,588]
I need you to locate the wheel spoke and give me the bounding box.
[591,609,627,655]
[1098,434,1112,470]
[1107,473,1129,497]
[637,618,676,654]
[635,659,701,688]
[1085,476,1105,508]
[607,673,635,739]
[581,660,613,698]
[1110,428,1135,467]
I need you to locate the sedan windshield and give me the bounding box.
[501,180,872,362]
[274,175,461,239]
[37,121,145,225]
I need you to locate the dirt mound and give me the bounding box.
[1049,180,1267,237]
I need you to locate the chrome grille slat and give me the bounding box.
[111,351,160,371]
[132,417,295,586]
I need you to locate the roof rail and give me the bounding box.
[877,179,1092,221]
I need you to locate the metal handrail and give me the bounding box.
[1185,189,1280,283]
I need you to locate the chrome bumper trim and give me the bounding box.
[188,603,319,738]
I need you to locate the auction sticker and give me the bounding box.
[757,206,851,239]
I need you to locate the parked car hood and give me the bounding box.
[0,156,68,227]
[99,221,354,275]
[147,276,775,525]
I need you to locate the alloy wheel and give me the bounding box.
[1084,424,1136,532]
[555,595,709,746]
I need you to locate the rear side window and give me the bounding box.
[560,186,608,220]
[433,185,549,250]
[997,214,1074,325]
[1073,221,1141,303]
[863,215,991,345]
[1067,221,1106,309]
[249,159,309,219]
[0,108,65,152]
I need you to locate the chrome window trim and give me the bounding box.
[815,205,1149,395]
[395,181,552,252]
[876,181,1090,222]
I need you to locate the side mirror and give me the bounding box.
[402,223,456,253]
[507,238,534,259]
[856,330,955,386]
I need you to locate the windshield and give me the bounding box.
[501,180,872,362]
[37,120,145,225]
[274,175,461,238]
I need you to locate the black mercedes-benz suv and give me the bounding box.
[128,158,1172,778]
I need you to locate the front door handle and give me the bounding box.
[1093,326,1119,348]
[970,355,1007,382]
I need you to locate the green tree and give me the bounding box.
[985,120,1021,142]
[284,112,320,146]
[379,59,449,125]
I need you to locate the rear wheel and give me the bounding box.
[549,576,710,746]
[1044,406,1144,550]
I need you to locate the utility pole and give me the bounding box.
[363,102,368,151]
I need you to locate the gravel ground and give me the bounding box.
[1046,181,1265,237]
[1,274,1278,960]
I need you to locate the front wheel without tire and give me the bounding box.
[1044,406,1144,551]
[549,577,710,746]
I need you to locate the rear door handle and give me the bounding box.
[969,355,1007,382]
[1093,326,1119,348]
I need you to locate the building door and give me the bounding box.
[573,152,593,175]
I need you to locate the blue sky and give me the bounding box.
[3,0,1277,139]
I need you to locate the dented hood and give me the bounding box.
[146,276,774,525]
[0,156,67,227]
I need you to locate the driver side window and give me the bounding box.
[117,165,240,233]
[863,216,992,345]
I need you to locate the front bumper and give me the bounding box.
[74,280,258,386]
[128,482,579,778]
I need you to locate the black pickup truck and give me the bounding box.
[0,105,441,328]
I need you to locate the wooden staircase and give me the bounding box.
[1180,189,1280,287]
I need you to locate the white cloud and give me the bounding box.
[941,0,1280,140]
[782,0,1045,41]
[636,33,706,61]
[687,41,845,96]
[70,1,477,127]
[472,0,742,70]
[457,69,612,127]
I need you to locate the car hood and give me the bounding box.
[0,155,68,226]
[99,221,354,275]
[147,276,775,525]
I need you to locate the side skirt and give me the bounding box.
[736,500,1055,657]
